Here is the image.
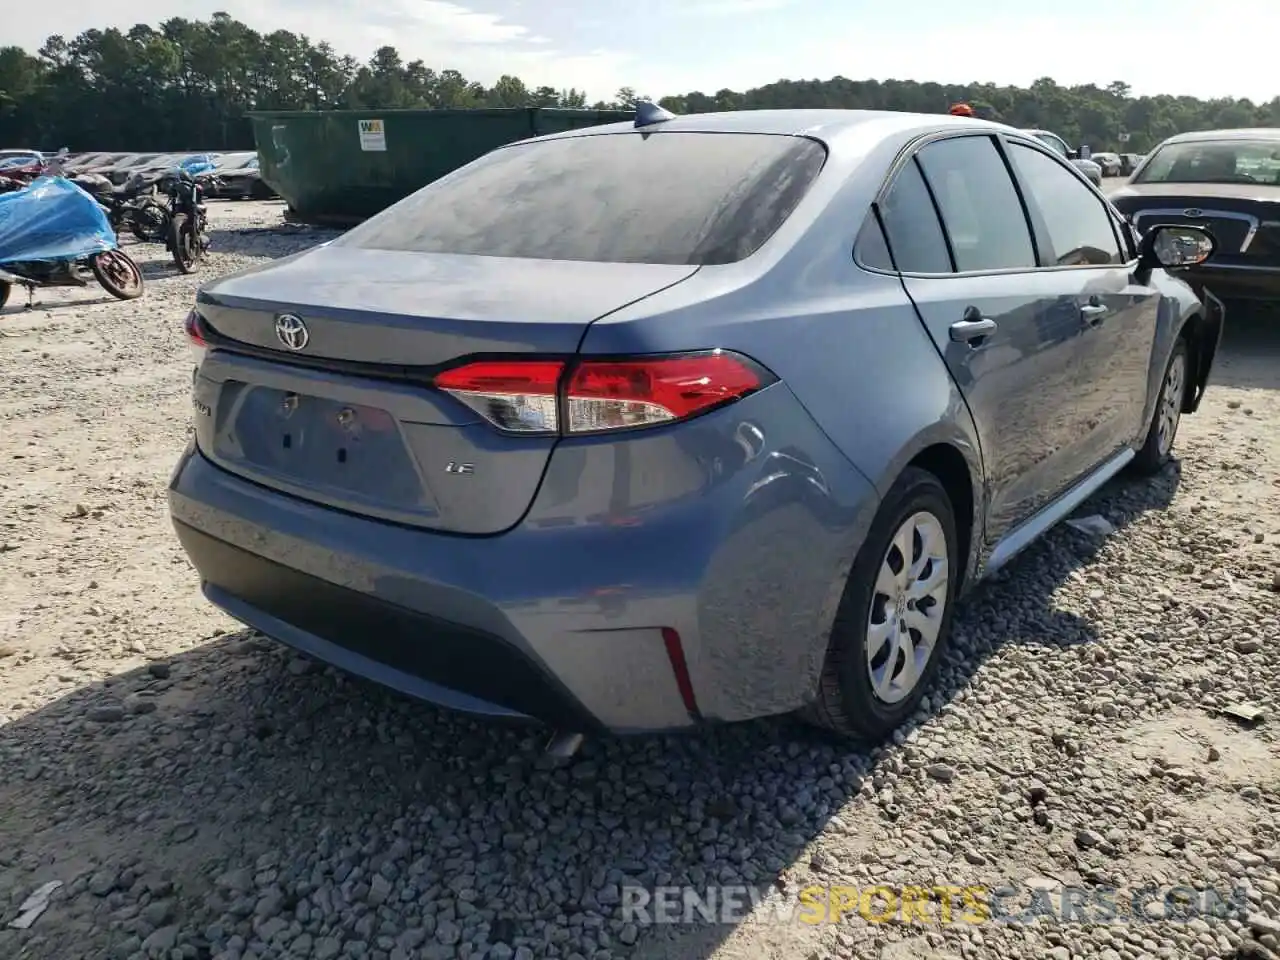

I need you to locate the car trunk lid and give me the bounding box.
[192,245,699,534]
[197,244,697,364]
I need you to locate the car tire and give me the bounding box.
[801,466,959,742]
[1132,336,1188,475]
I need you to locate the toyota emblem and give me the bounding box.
[274,314,309,351]
[1183,208,1203,218]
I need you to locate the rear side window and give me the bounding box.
[336,132,828,265]
[916,136,1037,272]
[853,210,894,271]
[874,161,952,273]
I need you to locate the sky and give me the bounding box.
[9,0,1278,105]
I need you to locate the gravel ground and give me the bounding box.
[2,198,1280,960]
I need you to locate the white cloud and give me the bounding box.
[682,0,796,14]
[620,10,1278,104]
[10,0,636,101]
[222,0,634,96]
[10,0,1276,106]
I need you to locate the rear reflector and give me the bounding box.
[434,351,773,436]
[661,627,700,718]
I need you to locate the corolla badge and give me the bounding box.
[1183,208,1203,218]
[274,314,309,351]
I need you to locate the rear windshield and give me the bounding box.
[1134,139,1280,186]
[336,131,828,265]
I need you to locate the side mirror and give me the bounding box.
[1079,145,1092,161]
[1140,224,1216,270]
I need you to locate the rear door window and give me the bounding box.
[337,132,828,265]
[915,136,1037,272]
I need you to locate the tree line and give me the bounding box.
[1,12,1278,153]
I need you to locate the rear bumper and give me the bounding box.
[173,518,605,731]
[168,384,880,733]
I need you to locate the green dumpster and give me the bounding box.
[248,107,633,225]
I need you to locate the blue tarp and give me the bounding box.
[178,155,217,176]
[0,176,117,265]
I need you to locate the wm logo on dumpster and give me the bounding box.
[358,118,387,151]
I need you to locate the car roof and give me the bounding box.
[523,108,1021,146]
[1161,128,1280,144]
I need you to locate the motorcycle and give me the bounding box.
[72,171,170,242]
[0,176,145,310]
[162,168,213,273]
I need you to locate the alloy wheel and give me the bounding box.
[866,511,949,704]
[1157,351,1186,458]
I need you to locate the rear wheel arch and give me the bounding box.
[801,464,962,740]
[906,443,976,594]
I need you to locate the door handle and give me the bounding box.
[1080,303,1107,327]
[950,316,997,344]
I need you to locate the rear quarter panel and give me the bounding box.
[580,124,986,585]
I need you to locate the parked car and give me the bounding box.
[1119,153,1145,176]
[1020,129,1103,186]
[98,153,172,184]
[0,149,42,164]
[1109,128,1280,310]
[69,152,129,175]
[206,152,275,199]
[0,150,45,180]
[1091,151,1122,177]
[63,152,109,174]
[130,153,189,178]
[170,107,1222,743]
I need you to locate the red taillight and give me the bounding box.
[434,360,565,434]
[183,309,207,347]
[433,351,771,436]
[565,354,766,433]
[184,310,208,368]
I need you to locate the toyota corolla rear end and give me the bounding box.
[168,121,882,733]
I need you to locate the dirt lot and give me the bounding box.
[1,199,1279,960]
